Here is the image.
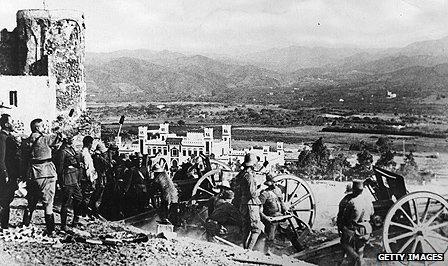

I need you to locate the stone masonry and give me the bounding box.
[0,9,86,116]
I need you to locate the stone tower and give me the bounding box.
[15,9,86,116]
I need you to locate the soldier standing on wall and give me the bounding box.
[24,118,62,236]
[233,153,264,250]
[337,180,374,266]
[0,114,20,230]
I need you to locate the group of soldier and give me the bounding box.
[205,153,289,255]
[0,113,178,236]
[0,113,375,263]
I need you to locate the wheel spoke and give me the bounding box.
[411,238,419,253]
[197,187,214,196]
[423,238,440,253]
[290,208,314,212]
[389,231,415,243]
[398,207,417,227]
[390,221,414,231]
[291,194,311,207]
[412,199,420,225]
[398,236,415,253]
[427,231,448,243]
[288,183,301,202]
[421,198,431,224]
[423,207,444,227]
[428,221,448,231]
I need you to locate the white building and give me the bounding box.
[118,123,285,171]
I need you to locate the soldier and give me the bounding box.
[151,163,178,224]
[90,142,109,215]
[24,118,62,236]
[206,190,243,243]
[123,153,148,216]
[259,174,287,255]
[0,114,20,229]
[337,180,374,266]
[233,153,264,250]
[80,136,97,216]
[57,136,83,230]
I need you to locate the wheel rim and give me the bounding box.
[383,191,448,257]
[191,169,225,204]
[273,174,316,229]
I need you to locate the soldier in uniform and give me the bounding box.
[206,190,243,243]
[233,153,263,250]
[337,180,374,266]
[123,153,148,216]
[151,163,178,224]
[90,142,110,215]
[0,114,20,229]
[24,118,62,236]
[259,174,287,255]
[57,136,83,230]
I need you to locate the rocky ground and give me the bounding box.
[0,199,309,266]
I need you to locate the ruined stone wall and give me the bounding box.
[15,9,86,116]
[0,29,19,75]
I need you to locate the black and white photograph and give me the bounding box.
[0,0,447,265]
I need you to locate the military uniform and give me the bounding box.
[259,186,286,253]
[337,182,374,266]
[25,131,61,234]
[0,130,20,229]
[233,166,262,250]
[58,143,83,229]
[90,150,110,214]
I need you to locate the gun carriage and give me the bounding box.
[365,167,448,256]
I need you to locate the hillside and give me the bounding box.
[86,36,448,115]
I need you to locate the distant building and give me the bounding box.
[117,123,285,171]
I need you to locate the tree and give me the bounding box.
[326,153,351,181]
[375,137,396,169]
[398,152,420,182]
[296,137,331,179]
[177,120,185,126]
[349,149,374,180]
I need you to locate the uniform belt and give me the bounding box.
[31,158,53,164]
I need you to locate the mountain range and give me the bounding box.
[86,36,448,114]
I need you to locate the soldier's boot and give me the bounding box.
[71,201,81,227]
[44,214,55,237]
[245,232,260,250]
[22,208,34,227]
[60,208,68,231]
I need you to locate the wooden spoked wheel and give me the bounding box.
[383,191,448,260]
[191,169,234,205]
[273,174,316,229]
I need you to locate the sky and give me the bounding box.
[1,0,448,54]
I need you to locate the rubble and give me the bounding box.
[0,202,310,266]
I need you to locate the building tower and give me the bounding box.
[15,9,86,117]
[204,127,214,155]
[138,126,148,154]
[159,123,169,141]
[276,142,285,165]
[221,125,231,155]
